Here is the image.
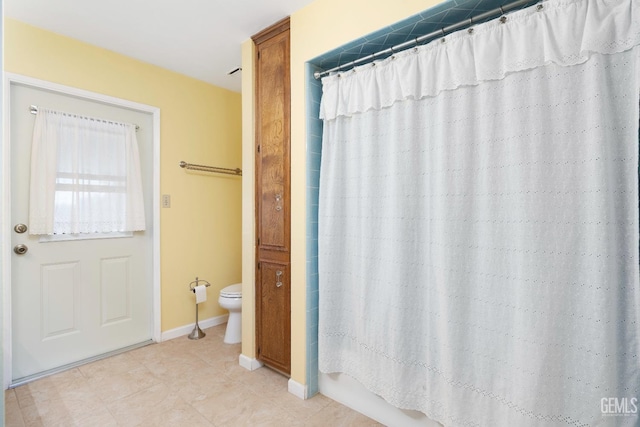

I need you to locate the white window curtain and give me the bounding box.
[29,108,146,235]
[318,0,640,426]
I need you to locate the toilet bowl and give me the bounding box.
[219,283,242,344]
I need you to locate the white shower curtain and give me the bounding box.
[30,108,146,235]
[318,0,640,426]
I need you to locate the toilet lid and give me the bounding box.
[220,283,242,298]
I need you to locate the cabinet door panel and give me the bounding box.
[256,28,290,252]
[256,262,291,373]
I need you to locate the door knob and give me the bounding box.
[14,244,28,255]
[14,223,27,233]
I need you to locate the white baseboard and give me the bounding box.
[239,354,263,371]
[160,314,228,341]
[288,378,308,400]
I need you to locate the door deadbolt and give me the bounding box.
[14,244,28,255]
[14,223,27,234]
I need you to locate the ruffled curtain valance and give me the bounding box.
[320,0,640,121]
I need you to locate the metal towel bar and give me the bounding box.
[179,160,242,176]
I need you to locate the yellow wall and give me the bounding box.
[242,0,440,385]
[5,18,243,332]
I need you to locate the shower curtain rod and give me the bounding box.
[314,0,540,79]
[29,105,140,130]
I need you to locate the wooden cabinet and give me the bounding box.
[253,18,291,375]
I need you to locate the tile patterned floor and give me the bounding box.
[5,325,380,426]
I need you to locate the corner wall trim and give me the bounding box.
[160,314,228,342]
[239,354,264,371]
[288,378,308,400]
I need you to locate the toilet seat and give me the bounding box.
[220,283,242,298]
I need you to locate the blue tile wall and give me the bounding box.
[304,0,539,397]
[305,61,323,397]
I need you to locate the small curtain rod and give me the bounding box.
[180,161,242,176]
[314,0,540,79]
[30,105,140,131]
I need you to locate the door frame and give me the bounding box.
[2,73,162,389]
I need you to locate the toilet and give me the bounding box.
[219,283,242,344]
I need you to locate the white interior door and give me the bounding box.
[10,83,154,382]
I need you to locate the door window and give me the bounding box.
[29,108,146,238]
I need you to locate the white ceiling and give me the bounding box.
[5,0,317,93]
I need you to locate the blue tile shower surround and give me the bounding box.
[305,61,323,396]
[304,0,538,397]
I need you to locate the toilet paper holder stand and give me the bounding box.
[188,277,211,340]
